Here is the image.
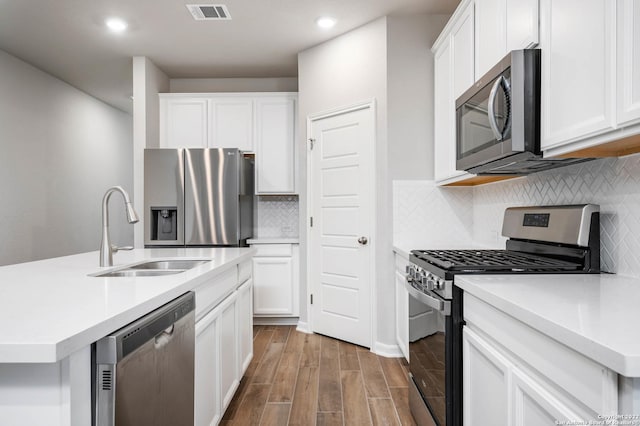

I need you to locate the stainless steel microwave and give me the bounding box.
[455,49,588,175]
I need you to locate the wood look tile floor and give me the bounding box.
[221,325,416,426]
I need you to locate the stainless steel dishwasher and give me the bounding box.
[95,292,195,426]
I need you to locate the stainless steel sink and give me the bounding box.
[96,269,183,278]
[127,260,210,270]
[91,259,211,278]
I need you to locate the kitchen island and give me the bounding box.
[0,247,255,425]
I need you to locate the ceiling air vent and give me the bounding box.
[186,4,231,20]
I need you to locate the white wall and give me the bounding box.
[298,15,452,351]
[298,17,390,347]
[0,50,133,266]
[387,14,450,181]
[132,57,169,247]
[169,77,298,93]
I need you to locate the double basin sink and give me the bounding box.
[93,259,211,278]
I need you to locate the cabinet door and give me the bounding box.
[511,368,587,426]
[210,98,254,151]
[475,0,506,77]
[434,2,475,185]
[195,306,221,426]
[434,40,454,183]
[540,0,616,151]
[395,269,409,361]
[237,279,253,375]
[452,3,476,100]
[219,293,239,411]
[252,257,294,315]
[618,0,640,126]
[255,97,296,194]
[160,97,208,148]
[463,327,511,426]
[506,0,539,51]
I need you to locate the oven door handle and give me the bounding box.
[404,276,451,315]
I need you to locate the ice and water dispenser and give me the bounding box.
[149,208,178,241]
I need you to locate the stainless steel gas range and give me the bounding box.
[405,204,601,426]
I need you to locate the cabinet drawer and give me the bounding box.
[238,260,251,283]
[252,244,292,257]
[194,266,237,320]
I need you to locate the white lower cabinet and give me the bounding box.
[394,253,409,361]
[511,368,585,426]
[219,293,239,411]
[463,327,510,426]
[194,264,253,426]
[237,278,253,373]
[464,327,594,426]
[463,294,618,426]
[251,243,299,317]
[195,302,222,426]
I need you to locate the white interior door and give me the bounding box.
[308,104,374,348]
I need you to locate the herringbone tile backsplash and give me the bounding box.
[393,153,640,278]
[254,195,299,238]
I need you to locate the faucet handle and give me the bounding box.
[111,245,134,253]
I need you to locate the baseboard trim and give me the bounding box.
[253,317,299,326]
[372,341,404,358]
[296,321,311,334]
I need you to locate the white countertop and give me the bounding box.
[248,238,299,244]
[0,247,255,363]
[456,273,640,377]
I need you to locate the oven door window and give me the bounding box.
[409,294,447,425]
[457,69,512,160]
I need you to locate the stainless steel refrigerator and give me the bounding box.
[144,148,253,247]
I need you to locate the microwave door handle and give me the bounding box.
[488,76,505,141]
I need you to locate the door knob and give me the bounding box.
[358,236,368,245]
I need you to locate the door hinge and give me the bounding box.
[310,216,313,227]
[310,294,313,305]
[308,138,315,150]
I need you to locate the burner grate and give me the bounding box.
[412,249,581,272]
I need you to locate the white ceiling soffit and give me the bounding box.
[186,4,232,21]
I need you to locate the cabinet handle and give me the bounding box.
[357,236,368,245]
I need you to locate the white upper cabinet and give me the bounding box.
[160,97,208,148]
[210,98,253,151]
[433,0,476,185]
[475,0,506,77]
[476,0,539,78]
[539,0,616,152]
[159,93,298,194]
[255,96,296,194]
[618,0,640,127]
[505,0,539,51]
[452,3,476,99]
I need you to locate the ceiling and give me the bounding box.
[0,0,458,113]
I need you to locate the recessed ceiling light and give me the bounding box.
[105,18,127,33]
[316,17,336,29]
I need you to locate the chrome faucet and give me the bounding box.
[100,186,139,267]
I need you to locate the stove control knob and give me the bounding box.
[436,279,445,290]
[426,278,436,291]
